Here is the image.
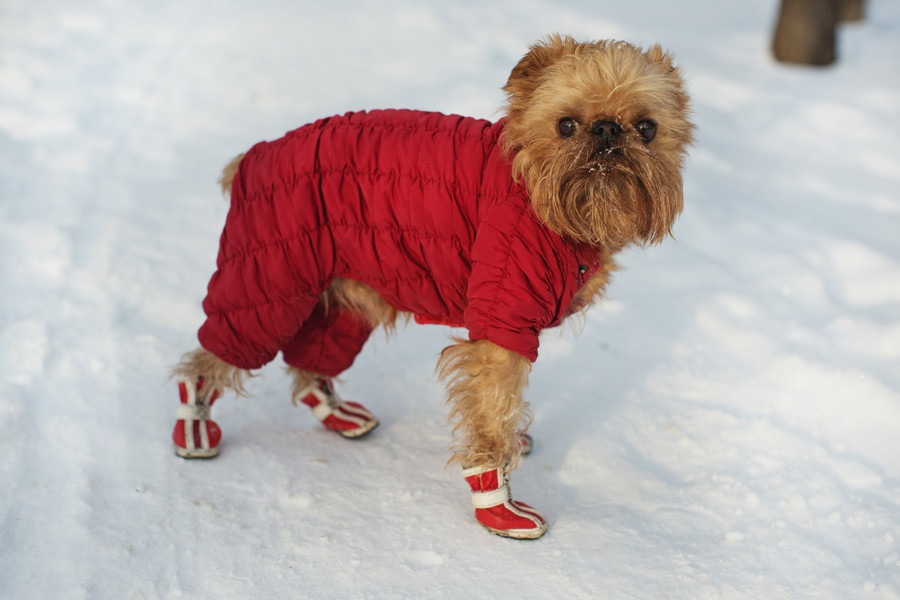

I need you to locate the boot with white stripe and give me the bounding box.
[294,378,379,439]
[518,432,534,456]
[173,376,222,459]
[463,466,547,539]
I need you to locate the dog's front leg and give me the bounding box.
[438,339,547,539]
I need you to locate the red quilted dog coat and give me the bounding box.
[198,110,601,375]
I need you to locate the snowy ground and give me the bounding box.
[1,0,899,598]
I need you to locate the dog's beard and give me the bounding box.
[526,143,683,249]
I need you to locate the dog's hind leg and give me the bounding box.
[438,339,547,539]
[282,281,388,438]
[170,347,250,458]
[288,367,379,439]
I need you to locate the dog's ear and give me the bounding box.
[503,34,581,105]
[643,44,676,72]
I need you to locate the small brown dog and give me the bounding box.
[171,35,693,539]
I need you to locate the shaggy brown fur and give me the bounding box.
[438,339,532,469]
[323,279,401,333]
[287,366,319,405]
[172,347,249,397]
[173,34,693,474]
[502,36,693,250]
[567,246,618,316]
[218,153,244,195]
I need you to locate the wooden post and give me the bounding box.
[772,0,840,66]
[839,0,865,22]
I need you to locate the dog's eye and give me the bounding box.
[557,117,578,139]
[635,119,657,143]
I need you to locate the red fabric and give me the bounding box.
[198,110,601,371]
[281,304,372,378]
[464,467,547,537]
[173,378,221,454]
[464,468,502,493]
[297,379,379,437]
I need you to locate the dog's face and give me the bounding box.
[502,36,694,250]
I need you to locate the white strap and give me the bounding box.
[295,380,379,431]
[309,401,334,421]
[471,485,511,509]
[198,418,210,449]
[179,376,197,405]
[296,380,342,423]
[296,380,337,404]
[464,466,512,508]
[176,377,212,451]
[176,404,211,421]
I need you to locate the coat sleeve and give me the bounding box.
[463,200,571,362]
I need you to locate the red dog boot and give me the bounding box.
[172,376,222,458]
[463,466,547,539]
[294,378,379,439]
[519,432,534,456]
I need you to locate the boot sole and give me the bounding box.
[175,446,220,459]
[335,419,380,439]
[485,523,548,540]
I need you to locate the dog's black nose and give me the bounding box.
[591,120,622,151]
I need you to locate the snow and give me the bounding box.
[1,0,899,598]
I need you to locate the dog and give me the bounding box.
[171,35,693,539]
